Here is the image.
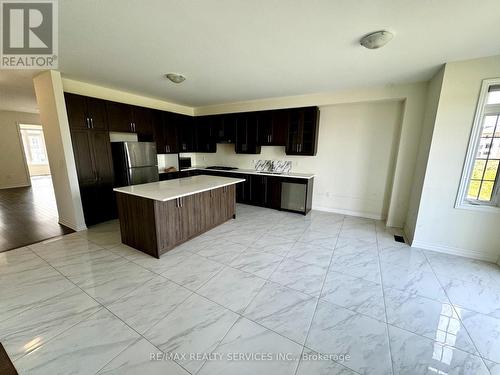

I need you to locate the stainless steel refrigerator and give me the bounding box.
[111,142,159,187]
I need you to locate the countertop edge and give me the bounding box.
[113,178,245,202]
[160,167,315,180]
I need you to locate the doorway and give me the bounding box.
[19,124,51,177]
[0,124,72,252]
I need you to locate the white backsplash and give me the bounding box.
[254,159,292,173]
[157,154,179,172]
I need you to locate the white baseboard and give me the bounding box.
[0,182,31,189]
[312,205,384,220]
[411,239,500,263]
[59,217,87,232]
[403,226,414,245]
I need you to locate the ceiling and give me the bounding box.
[1,0,500,113]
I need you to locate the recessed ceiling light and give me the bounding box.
[165,73,186,84]
[360,30,394,49]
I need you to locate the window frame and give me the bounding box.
[456,78,500,213]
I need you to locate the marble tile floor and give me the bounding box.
[1,204,500,374]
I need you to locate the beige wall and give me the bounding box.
[0,110,40,189]
[412,55,500,262]
[404,68,445,242]
[189,100,404,219]
[194,82,428,227]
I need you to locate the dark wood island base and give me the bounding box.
[116,185,236,258]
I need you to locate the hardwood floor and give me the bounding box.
[0,176,73,253]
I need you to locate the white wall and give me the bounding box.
[404,68,445,243]
[33,71,87,231]
[190,101,404,219]
[412,55,500,262]
[0,110,40,189]
[195,82,428,227]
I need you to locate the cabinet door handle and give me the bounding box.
[90,117,94,129]
[85,116,90,129]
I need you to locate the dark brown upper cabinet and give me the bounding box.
[213,114,236,143]
[194,117,216,153]
[106,101,134,132]
[258,110,287,146]
[152,111,179,154]
[106,101,153,136]
[65,93,107,131]
[133,106,153,141]
[176,114,196,152]
[235,112,261,154]
[285,107,320,156]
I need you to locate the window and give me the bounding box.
[20,125,49,165]
[457,79,500,211]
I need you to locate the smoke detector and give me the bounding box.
[360,30,394,49]
[165,73,186,84]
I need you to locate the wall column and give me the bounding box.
[33,70,86,231]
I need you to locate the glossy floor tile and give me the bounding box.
[243,281,317,344]
[2,204,500,374]
[14,309,140,375]
[388,325,489,375]
[143,293,239,374]
[197,317,303,375]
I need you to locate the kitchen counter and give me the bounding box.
[174,166,315,180]
[114,176,244,258]
[113,175,245,201]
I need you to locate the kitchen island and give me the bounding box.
[114,175,245,258]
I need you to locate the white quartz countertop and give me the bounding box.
[173,166,315,179]
[113,175,245,202]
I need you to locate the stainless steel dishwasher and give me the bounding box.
[281,181,308,212]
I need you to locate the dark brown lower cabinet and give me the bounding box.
[70,129,116,226]
[266,176,282,210]
[116,185,237,258]
[196,170,311,214]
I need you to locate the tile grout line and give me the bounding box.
[375,221,397,375]
[193,218,310,375]
[420,250,494,374]
[21,248,187,374]
[292,215,359,375]
[9,210,420,374]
